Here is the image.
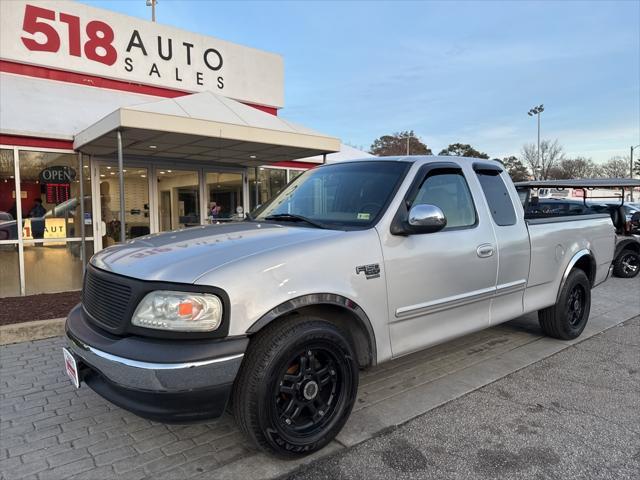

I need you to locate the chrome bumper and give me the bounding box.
[66,334,244,393]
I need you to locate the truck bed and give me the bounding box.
[524,213,614,312]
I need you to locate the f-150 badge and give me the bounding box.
[356,264,380,279]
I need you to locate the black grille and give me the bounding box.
[82,266,132,333]
[79,264,231,339]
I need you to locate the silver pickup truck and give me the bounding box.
[64,156,615,457]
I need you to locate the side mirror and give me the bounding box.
[406,204,447,234]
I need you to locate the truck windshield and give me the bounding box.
[252,161,410,229]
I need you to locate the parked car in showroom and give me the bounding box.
[64,157,616,457]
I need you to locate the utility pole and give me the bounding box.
[146,0,157,22]
[528,104,544,179]
[406,135,410,155]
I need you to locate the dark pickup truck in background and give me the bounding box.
[517,179,640,279]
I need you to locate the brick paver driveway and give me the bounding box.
[1,276,638,480]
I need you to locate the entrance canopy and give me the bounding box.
[74,91,340,166]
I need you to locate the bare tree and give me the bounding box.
[521,139,564,180]
[601,156,630,178]
[549,157,600,179]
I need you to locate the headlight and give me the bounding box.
[131,291,223,332]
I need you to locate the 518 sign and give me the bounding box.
[21,4,116,66]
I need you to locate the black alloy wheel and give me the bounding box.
[565,284,586,327]
[539,268,591,340]
[275,347,342,438]
[613,250,640,278]
[232,316,359,457]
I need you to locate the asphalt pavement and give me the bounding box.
[287,316,640,480]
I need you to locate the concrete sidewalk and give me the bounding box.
[0,277,638,480]
[288,315,640,480]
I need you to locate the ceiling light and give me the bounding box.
[167,170,172,173]
[106,166,111,170]
[249,155,257,159]
[141,174,146,178]
[100,174,105,177]
[149,145,157,149]
[84,165,89,168]
[160,171,165,174]
[110,172,115,175]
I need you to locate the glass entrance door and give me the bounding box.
[96,164,150,248]
[205,171,244,221]
[157,169,200,231]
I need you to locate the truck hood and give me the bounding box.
[91,222,342,283]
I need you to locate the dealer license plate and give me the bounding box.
[62,347,80,388]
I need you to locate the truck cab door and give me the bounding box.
[473,164,530,325]
[380,162,498,357]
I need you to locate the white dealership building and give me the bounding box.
[0,0,368,297]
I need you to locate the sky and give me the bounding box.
[83,0,640,163]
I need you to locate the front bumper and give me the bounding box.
[65,305,248,422]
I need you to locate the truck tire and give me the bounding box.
[232,316,359,458]
[538,269,591,340]
[612,249,640,278]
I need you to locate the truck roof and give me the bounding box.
[327,155,504,166]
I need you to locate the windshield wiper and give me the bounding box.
[264,213,330,229]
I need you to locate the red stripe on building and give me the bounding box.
[0,134,74,150]
[0,60,278,116]
[271,161,318,169]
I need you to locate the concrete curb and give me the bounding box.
[0,317,66,345]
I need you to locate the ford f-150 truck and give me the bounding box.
[64,156,615,457]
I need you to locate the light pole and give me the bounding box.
[528,104,544,179]
[631,144,640,201]
[146,0,157,22]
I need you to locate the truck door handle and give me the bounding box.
[476,244,495,258]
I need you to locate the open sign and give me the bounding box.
[39,166,76,184]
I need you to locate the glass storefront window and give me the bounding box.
[289,169,305,182]
[0,149,17,241]
[18,150,91,239]
[157,169,200,230]
[248,167,287,211]
[23,240,93,295]
[0,246,20,297]
[206,171,244,221]
[98,165,150,245]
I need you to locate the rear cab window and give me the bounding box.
[474,167,517,226]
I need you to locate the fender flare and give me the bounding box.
[246,293,377,365]
[557,248,596,302]
[615,238,640,257]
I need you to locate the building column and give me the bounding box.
[116,130,126,243]
[78,151,86,264]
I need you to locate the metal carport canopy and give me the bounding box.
[73,90,340,166]
[515,179,640,189]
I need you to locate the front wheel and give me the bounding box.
[232,316,359,458]
[613,249,640,278]
[538,269,591,340]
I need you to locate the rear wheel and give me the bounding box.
[612,249,640,278]
[232,316,359,458]
[539,269,591,340]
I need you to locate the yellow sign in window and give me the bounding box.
[22,218,67,240]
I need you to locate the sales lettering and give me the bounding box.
[19,4,225,90]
